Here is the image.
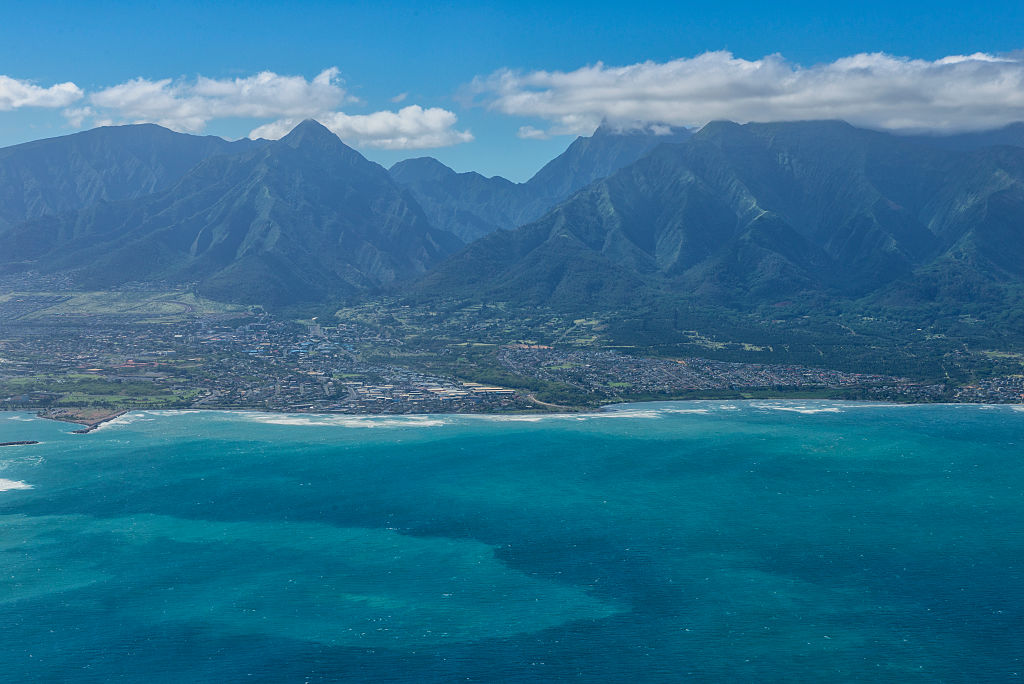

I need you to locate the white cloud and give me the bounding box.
[517,125,549,140]
[470,51,1024,135]
[390,92,408,103]
[250,105,473,149]
[87,68,350,133]
[63,68,470,149]
[0,75,82,110]
[63,106,94,128]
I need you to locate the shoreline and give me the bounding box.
[34,409,128,433]
[5,397,1021,432]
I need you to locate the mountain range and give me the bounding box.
[0,121,458,305]
[389,122,691,242]
[0,124,263,233]
[419,120,1024,316]
[0,118,1022,324]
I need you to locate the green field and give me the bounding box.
[0,375,199,411]
[1,290,246,323]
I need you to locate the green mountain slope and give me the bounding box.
[0,124,263,232]
[418,120,1024,313]
[0,120,460,305]
[389,122,691,242]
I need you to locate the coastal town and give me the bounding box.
[2,290,1021,426]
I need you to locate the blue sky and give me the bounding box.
[1,0,1023,180]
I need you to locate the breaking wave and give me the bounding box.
[237,412,449,429]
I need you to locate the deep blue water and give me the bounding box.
[1,401,1022,682]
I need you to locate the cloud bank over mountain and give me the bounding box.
[471,50,1024,136]
[82,68,472,149]
[86,68,350,133]
[0,68,472,151]
[250,106,474,149]
[4,50,1024,153]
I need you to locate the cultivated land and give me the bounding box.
[0,287,246,324]
[1,284,1021,424]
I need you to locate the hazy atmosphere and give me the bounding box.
[2,2,1023,682]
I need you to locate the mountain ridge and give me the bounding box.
[0,123,265,232]
[0,119,460,305]
[388,122,692,242]
[1,118,1023,320]
[416,119,1024,316]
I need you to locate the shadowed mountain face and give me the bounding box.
[418,120,1024,310]
[1,118,1023,313]
[0,124,264,232]
[0,121,461,305]
[389,123,692,242]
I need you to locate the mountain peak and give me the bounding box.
[390,157,456,184]
[280,119,342,148]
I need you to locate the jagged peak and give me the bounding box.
[280,119,343,148]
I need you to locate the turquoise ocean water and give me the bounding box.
[1,401,1022,682]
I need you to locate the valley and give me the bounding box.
[1,119,1023,418]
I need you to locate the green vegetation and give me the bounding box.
[2,121,1023,415]
[338,295,1007,383]
[0,289,246,324]
[0,121,458,308]
[0,374,195,410]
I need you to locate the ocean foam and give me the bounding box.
[586,409,662,419]
[452,409,667,423]
[81,412,143,431]
[0,479,32,491]
[840,402,911,409]
[128,410,200,420]
[238,412,448,429]
[0,453,44,472]
[753,403,843,414]
[243,409,668,428]
[463,414,556,422]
